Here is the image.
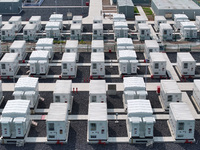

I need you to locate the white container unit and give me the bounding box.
[72,16,83,24]
[91,40,104,52]
[135,16,147,31]
[10,40,26,61]
[138,23,151,41]
[36,38,54,59]
[1,100,30,138]
[177,52,196,76]
[144,40,160,59]
[91,52,105,77]
[174,14,189,30]
[45,21,61,39]
[46,103,69,141]
[149,52,166,76]
[29,50,49,75]
[123,77,147,104]
[113,14,126,22]
[160,80,182,110]
[154,16,167,31]
[127,100,155,139]
[169,103,195,140]
[195,16,200,30]
[65,40,79,53]
[0,53,18,76]
[70,23,82,40]
[193,80,200,108]
[159,23,173,41]
[88,103,108,142]
[93,23,103,40]
[61,53,77,77]
[0,80,3,101]
[49,14,63,27]
[1,24,15,41]
[0,15,2,27]
[13,77,39,108]
[117,38,134,50]
[29,16,42,31]
[118,50,138,74]
[89,80,106,103]
[93,16,103,24]
[113,21,129,38]
[180,22,197,39]
[8,16,22,32]
[23,24,37,41]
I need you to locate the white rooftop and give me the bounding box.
[15,77,38,91]
[91,52,104,62]
[114,21,128,28]
[54,80,72,95]
[10,40,25,49]
[155,16,166,21]
[127,100,153,117]
[24,24,36,30]
[180,22,196,28]
[88,103,107,121]
[91,40,104,48]
[36,38,53,46]
[89,80,106,94]
[119,50,137,59]
[160,23,173,29]
[30,50,49,59]
[117,38,133,46]
[177,52,195,62]
[71,23,82,30]
[65,40,79,48]
[174,14,189,19]
[152,0,200,10]
[49,14,63,20]
[2,100,30,116]
[46,21,61,28]
[29,16,41,21]
[138,23,150,29]
[150,52,166,62]
[73,16,83,21]
[135,16,147,21]
[62,53,76,62]
[1,53,18,62]
[93,23,103,29]
[145,40,159,48]
[9,16,21,22]
[170,102,194,121]
[47,103,68,121]
[161,80,181,94]
[123,77,145,91]
[1,24,15,30]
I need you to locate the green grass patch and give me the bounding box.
[134,7,139,14]
[142,7,153,15]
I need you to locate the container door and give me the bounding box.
[62,63,68,75]
[47,122,57,140]
[132,123,140,137]
[39,61,47,74]
[57,123,66,140]
[29,61,37,74]
[120,62,127,74]
[139,122,145,138]
[2,120,12,137]
[145,123,153,137]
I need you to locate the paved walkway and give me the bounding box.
[136,6,148,20]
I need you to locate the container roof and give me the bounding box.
[150,52,166,62]
[47,103,68,121]
[1,53,18,62]
[152,0,200,10]
[91,40,104,48]
[24,23,36,30]
[155,16,166,21]
[194,80,200,90]
[117,38,133,46]
[93,23,103,29]
[145,40,159,48]
[2,100,30,116]
[9,16,21,22]
[119,50,137,59]
[46,21,61,28]
[29,16,41,21]
[135,16,147,21]
[138,23,150,29]
[127,100,153,117]
[89,80,106,94]
[88,103,107,121]
[10,40,26,49]
[177,52,195,61]
[36,38,53,46]
[91,52,104,62]
[30,50,49,59]
[15,77,38,90]
[1,24,15,30]
[161,80,181,93]
[54,80,72,94]
[180,22,196,28]
[160,23,172,29]
[0,0,20,2]
[114,21,128,28]
[72,16,83,21]
[65,40,78,48]
[71,23,82,29]
[62,52,76,62]
[49,14,63,19]
[117,0,134,6]
[123,77,145,91]
[170,103,194,121]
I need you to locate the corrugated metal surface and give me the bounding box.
[89,80,106,94]
[88,103,107,121]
